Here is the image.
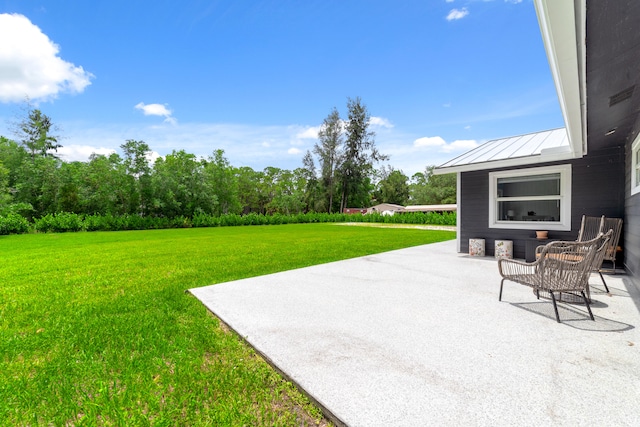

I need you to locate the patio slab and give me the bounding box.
[190,239,640,426]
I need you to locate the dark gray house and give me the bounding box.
[435,1,640,290]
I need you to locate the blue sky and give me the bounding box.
[0,0,563,176]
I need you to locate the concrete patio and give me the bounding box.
[190,239,640,426]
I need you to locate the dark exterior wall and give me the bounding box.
[624,142,640,288]
[460,146,625,259]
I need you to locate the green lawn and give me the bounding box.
[0,224,455,426]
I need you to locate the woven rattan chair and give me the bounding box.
[498,232,611,323]
[576,215,604,242]
[576,215,623,292]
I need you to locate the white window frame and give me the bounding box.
[489,164,572,231]
[631,134,640,196]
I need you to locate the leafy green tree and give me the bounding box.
[0,160,12,214]
[375,167,409,205]
[301,151,323,212]
[338,97,387,211]
[121,139,153,215]
[0,137,32,215]
[205,149,241,216]
[82,153,133,215]
[261,166,283,214]
[235,166,264,214]
[0,136,29,189]
[409,165,456,205]
[13,156,61,218]
[265,168,307,215]
[151,150,216,217]
[14,108,62,159]
[121,139,152,177]
[314,107,343,213]
[56,161,86,213]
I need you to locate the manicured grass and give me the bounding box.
[0,224,455,426]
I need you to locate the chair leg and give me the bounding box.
[598,271,610,293]
[536,289,540,300]
[499,279,505,301]
[582,291,595,321]
[549,291,561,323]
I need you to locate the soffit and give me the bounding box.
[586,1,640,151]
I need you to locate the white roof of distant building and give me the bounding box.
[402,204,457,212]
[369,203,405,210]
[435,128,575,173]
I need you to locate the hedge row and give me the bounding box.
[0,211,456,235]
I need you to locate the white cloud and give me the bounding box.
[135,102,171,117]
[57,145,116,162]
[369,116,394,128]
[296,126,320,139]
[288,147,302,155]
[414,136,446,148]
[446,8,469,21]
[446,0,455,2]
[464,125,471,130]
[146,151,161,165]
[0,13,93,103]
[442,139,478,152]
[413,136,478,153]
[135,102,177,124]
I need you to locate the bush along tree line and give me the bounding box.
[0,99,457,234]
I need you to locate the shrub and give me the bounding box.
[172,216,192,228]
[243,212,268,226]
[192,213,219,227]
[0,213,30,235]
[34,212,84,233]
[219,214,242,227]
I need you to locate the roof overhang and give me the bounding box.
[435,1,640,175]
[434,1,587,175]
[534,0,586,158]
[434,146,576,174]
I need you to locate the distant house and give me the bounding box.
[434,1,640,290]
[366,203,405,215]
[343,208,368,215]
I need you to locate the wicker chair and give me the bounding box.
[576,215,623,292]
[498,232,611,323]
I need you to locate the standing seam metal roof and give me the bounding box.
[438,128,569,169]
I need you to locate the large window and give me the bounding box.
[489,165,571,230]
[632,135,640,196]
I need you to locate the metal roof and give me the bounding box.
[435,128,573,173]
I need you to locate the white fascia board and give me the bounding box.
[433,150,579,175]
[534,0,586,157]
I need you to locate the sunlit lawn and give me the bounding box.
[0,224,455,426]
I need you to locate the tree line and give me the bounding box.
[0,98,456,222]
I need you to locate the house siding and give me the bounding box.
[625,141,640,289]
[460,147,625,260]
